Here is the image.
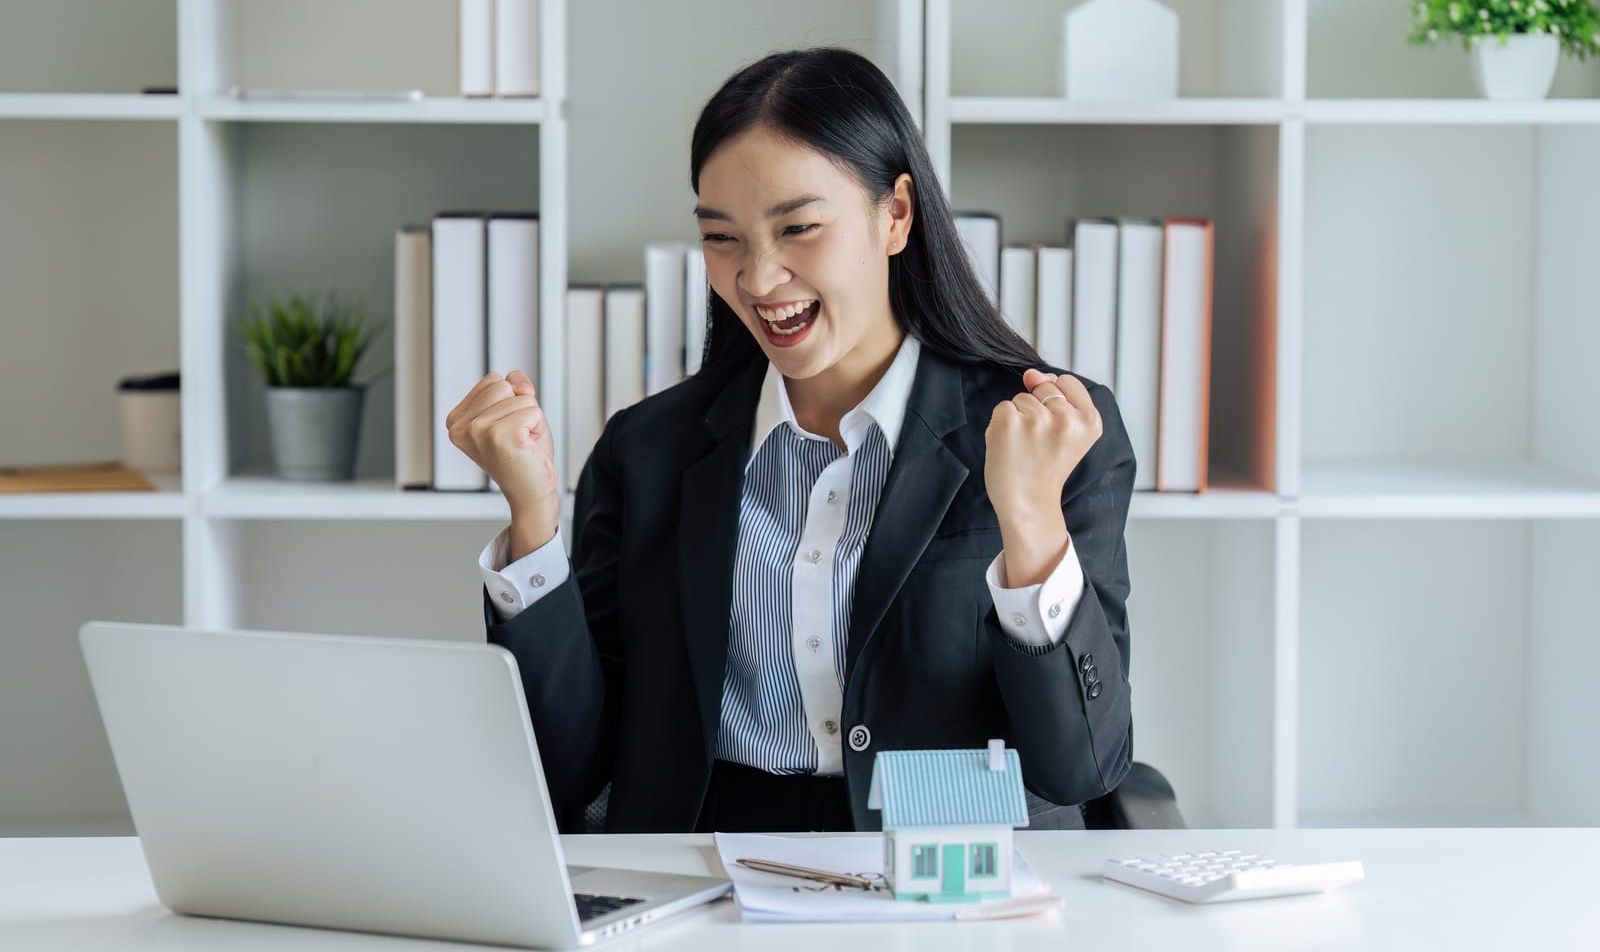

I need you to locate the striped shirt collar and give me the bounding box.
[746,333,922,471]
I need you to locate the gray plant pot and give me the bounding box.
[264,386,365,481]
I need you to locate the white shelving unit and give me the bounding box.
[3,0,1598,835]
[926,0,1600,830]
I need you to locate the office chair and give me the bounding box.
[572,760,1186,833]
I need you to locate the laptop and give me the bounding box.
[78,621,731,949]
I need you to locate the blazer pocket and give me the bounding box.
[918,527,1004,563]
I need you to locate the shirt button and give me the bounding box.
[1047,602,1061,619]
[807,547,823,563]
[848,725,871,752]
[826,490,838,504]
[530,573,546,588]
[1010,612,1027,628]
[824,720,838,735]
[498,591,514,604]
[805,636,821,652]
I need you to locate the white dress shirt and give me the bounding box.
[479,334,1085,774]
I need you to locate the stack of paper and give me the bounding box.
[713,833,1051,923]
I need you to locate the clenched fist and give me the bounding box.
[446,369,561,550]
[984,368,1103,527]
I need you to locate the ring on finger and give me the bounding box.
[1041,393,1068,404]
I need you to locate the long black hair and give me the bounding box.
[688,46,1041,380]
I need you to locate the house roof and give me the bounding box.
[867,747,1029,830]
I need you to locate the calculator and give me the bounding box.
[1102,849,1365,904]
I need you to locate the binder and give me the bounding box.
[394,225,433,490]
[1069,217,1119,391]
[493,0,540,97]
[487,214,540,384]
[1034,244,1073,371]
[565,285,605,493]
[431,213,490,491]
[604,285,646,419]
[458,0,494,97]
[486,213,540,494]
[1157,217,1214,493]
[684,247,708,376]
[644,241,689,394]
[1115,217,1164,493]
[999,245,1037,346]
[953,212,1001,307]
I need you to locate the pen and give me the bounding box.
[734,857,874,889]
[953,891,1063,921]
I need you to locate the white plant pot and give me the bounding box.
[1470,33,1559,100]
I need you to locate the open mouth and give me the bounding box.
[758,300,820,336]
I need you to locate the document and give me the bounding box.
[713,833,1051,922]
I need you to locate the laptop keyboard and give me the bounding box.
[574,893,645,922]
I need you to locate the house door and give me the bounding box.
[942,844,965,895]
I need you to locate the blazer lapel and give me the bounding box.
[678,358,765,756]
[844,347,970,682]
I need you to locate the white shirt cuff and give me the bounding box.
[479,525,570,621]
[985,539,1086,647]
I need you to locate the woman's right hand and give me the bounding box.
[447,369,561,551]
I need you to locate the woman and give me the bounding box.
[448,47,1135,834]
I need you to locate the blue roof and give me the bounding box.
[868,747,1029,830]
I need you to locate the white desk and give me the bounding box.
[2,828,1595,950]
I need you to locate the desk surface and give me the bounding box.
[2,828,1595,950]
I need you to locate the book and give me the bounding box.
[999,244,1037,346]
[603,285,646,419]
[432,212,490,492]
[644,241,689,394]
[458,0,494,97]
[1157,217,1214,493]
[684,246,708,376]
[1115,217,1164,493]
[1069,217,1119,391]
[493,0,539,97]
[953,212,1001,307]
[394,225,433,490]
[565,286,605,493]
[1034,244,1073,371]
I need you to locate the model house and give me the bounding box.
[867,739,1030,902]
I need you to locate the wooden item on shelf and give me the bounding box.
[0,462,156,494]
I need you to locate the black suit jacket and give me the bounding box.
[483,342,1136,832]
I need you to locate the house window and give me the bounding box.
[911,844,939,879]
[971,843,998,877]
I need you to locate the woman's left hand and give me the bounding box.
[983,369,1103,525]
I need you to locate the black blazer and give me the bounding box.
[483,342,1136,832]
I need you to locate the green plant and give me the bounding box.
[1409,0,1600,60]
[239,292,381,388]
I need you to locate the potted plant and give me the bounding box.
[1408,0,1600,100]
[239,292,382,481]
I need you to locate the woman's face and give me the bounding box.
[695,125,912,381]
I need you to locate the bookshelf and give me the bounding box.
[2,0,1598,835]
[927,0,1600,830]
